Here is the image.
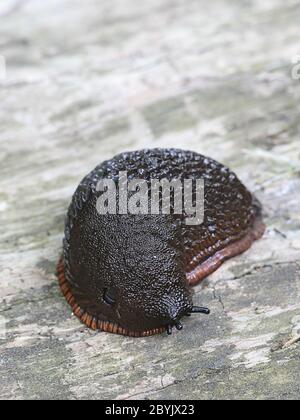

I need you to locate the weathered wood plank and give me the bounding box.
[0,0,300,400]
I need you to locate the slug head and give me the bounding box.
[67,210,198,333]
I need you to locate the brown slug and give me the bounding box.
[57,148,265,337]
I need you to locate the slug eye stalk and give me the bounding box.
[166,307,210,335]
[166,325,173,335]
[189,306,210,315]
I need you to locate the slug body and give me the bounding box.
[58,149,265,337]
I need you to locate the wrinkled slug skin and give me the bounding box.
[58,148,265,336]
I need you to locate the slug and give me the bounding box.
[57,148,265,337]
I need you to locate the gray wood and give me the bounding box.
[0,0,300,400]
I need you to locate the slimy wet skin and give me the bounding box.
[57,148,265,337]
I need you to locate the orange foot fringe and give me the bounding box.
[186,218,266,286]
[56,258,166,337]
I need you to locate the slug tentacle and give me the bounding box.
[189,306,211,315]
[167,325,173,335]
[175,322,183,331]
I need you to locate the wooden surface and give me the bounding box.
[0,0,300,400]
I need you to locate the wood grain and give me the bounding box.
[0,0,300,400]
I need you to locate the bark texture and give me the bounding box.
[0,0,300,400]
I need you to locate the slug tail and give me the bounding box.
[186,217,266,286]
